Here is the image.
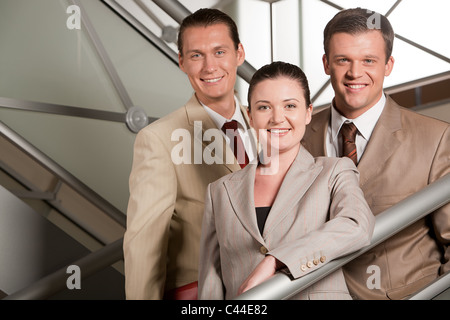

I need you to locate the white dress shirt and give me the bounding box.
[202,96,256,163]
[326,94,386,163]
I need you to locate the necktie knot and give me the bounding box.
[340,122,358,166]
[221,120,238,132]
[340,122,357,143]
[221,120,248,168]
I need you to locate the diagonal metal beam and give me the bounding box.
[0,121,128,228]
[395,34,450,64]
[319,0,343,11]
[0,97,126,123]
[3,238,124,300]
[385,0,402,17]
[311,79,331,104]
[71,0,135,111]
[101,0,179,64]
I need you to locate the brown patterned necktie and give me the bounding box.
[340,122,358,166]
[221,120,249,168]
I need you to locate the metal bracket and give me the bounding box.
[125,106,149,133]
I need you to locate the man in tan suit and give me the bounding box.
[302,8,449,299]
[123,9,256,299]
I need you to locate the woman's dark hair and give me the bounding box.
[178,8,241,55]
[248,61,311,110]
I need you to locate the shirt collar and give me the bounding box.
[201,95,247,130]
[330,93,386,142]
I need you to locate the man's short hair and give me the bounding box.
[323,8,394,63]
[178,8,241,56]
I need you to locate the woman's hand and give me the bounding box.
[237,255,285,296]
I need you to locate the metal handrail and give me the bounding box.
[409,271,450,300]
[235,173,450,300]
[5,175,448,300]
[3,238,124,300]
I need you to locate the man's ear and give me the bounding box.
[178,53,185,73]
[236,43,245,67]
[385,56,395,77]
[322,54,331,75]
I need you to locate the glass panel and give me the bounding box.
[83,0,193,118]
[389,0,450,60]
[235,0,272,69]
[301,0,338,104]
[272,0,300,65]
[0,0,123,112]
[0,0,194,213]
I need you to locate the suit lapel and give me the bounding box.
[357,97,403,187]
[223,164,264,244]
[223,147,323,244]
[302,108,330,157]
[263,147,323,238]
[185,94,241,173]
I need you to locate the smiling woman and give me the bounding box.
[248,66,312,161]
[198,61,375,300]
[248,63,313,206]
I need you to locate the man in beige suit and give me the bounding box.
[302,8,450,299]
[123,9,256,299]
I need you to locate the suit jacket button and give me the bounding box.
[307,261,314,268]
[313,259,319,265]
[260,246,268,255]
[301,264,307,272]
[320,256,326,263]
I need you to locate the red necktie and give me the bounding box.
[221,120,249,168]
[340,122,358,166]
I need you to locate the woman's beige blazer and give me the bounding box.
[199,147,375,299]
